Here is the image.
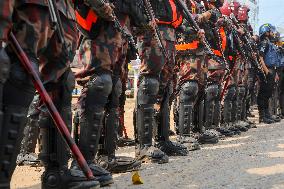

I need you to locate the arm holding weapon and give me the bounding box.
[46,0,69,50]
[142,0,170,60]
[175,0,215,56]
[74,0,138,79]
[229,14,268,79]
[175,0,229,71]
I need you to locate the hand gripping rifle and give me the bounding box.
[175,0,228,71]
[218,16,252,100]
[9,33,94,180]
[97,0,137,54]
[143,0,170,60]
[175,0,215,56]
[229,14,266,81]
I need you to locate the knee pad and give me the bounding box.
[137,76,159,105]
[85,74,113,108]
[205,84,219,101]
[180,82,199,103]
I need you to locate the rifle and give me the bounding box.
[175,0,228,71]
[217,16,251,100]
[143,0,170,60]
[229,14,266,81]
[220,56,238,100]
[9,33,94,180]
[97,0,137,54]
[47,0,68,51]
[175,0,215,56]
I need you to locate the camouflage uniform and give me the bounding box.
[76,0,146,174]
[174,0,207,147]
[221,18,253,132]
[0,1,101,188]
[174,0,227,144]
[76,12,124,170]
[192,1,226,138]
[135,0,188,161]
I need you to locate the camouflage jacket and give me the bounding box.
[0,0,79,41]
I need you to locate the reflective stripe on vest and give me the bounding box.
[75,9,98,32]
[212,27,227,56]
[175,41,199,51]
[157,0,183,28]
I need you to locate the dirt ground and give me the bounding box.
[11,99,284,189]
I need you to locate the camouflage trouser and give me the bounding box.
[12,4,77,82]
[136,30,176,144]
[76,19,133,160]
[176,54,207,86]
[138,33,176,97]
[78,21,128,111]
[207,58,226,84]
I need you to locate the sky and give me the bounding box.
[258,0,284,30]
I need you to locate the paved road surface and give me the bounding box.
[12,110,284,189]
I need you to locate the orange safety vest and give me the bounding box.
[175,41,199,51]
[157,0,183,28]
[75,4,103,39]
[212,27,227,57]
[75,7,98,32]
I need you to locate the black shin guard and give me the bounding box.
[16,114,40,166]
[155,84,188,156]
[100,108,118,159]
[231,87,238,123]
[237,86,246,121]
[157,85,171,142]
[223,86,236,124]
[22,115,39,154]
[204,84,219,129]
[136,77,159,148]
[0,54,35,187]
[0,106,29,188]
[79,73,112,161]
[178,82,198,136]
[100,76,121,158]
[0,47,11,133]
[136,104,155,147]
